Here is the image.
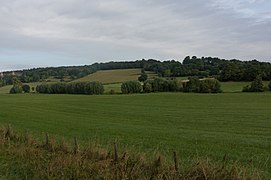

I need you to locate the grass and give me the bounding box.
[0,127,261,179]
[104,83,122,93]
[74,69,158,84]
[74,69,142,84]
[221,81,270,93]
[0,92,270,177]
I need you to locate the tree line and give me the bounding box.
[9,76,271,95]
[121,77,222,94]
[36,82,104,95]
[2,56,271,87]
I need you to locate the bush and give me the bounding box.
[121,81,142,94]
[199,79,221,93]
[84,82,104,95]
[10,85,23,94]
[183,78,221,93]
[138,73,148,82]
[143,78,182,93]
[183,77,201,92]
[242,76,264,92]
[50,83,67,94]
[242,85,251,92]
[36,84,51,93]
[250,76,264,92]
[151,78,166,92]
[22,84,31,93]
[143,82,152,93]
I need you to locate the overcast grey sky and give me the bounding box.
[0,0,271,71]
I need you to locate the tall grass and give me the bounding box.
[0,127,262,179]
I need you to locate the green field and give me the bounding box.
[0,92,270,176]
[74,69,141,84]
[221,81,270,93]
[74,69,157,84]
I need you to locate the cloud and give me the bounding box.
[0,0,271,70]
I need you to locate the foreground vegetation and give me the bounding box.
[0,92,270,177]
[0,127,262,179]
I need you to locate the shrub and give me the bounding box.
[183,77,201,92]
[50,83,67,94]
[151,78,166,92]
[138,73,148,82]
[242,76,264,92]
[121,81,142,94]
[250,76,264,92]
[73,82,86,94]
[22,84,31,93]
[36,84,51,93]
[184,78,221,93]
[84,82,104,95]
[199,79,221,93]
[242,85,251,92]
[143,79,182,93]
[143,82,152,93]
[10,85,23,94]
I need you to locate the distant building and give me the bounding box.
[12,71,15,76]
[0,72,3,78]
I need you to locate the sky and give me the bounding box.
[0,0,271,71]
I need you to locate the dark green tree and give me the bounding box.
[121,81,142,94]
[183,77,201,92]
[250,76,264,92]
[84,82,104,95]
[143,82,152,93]
[22,84,31,93]
[10,85,23,94]
[138,73,148,82]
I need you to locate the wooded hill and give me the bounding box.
[1,56,271,86]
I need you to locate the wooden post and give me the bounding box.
[45,132,49,146]
[74,137,79,154]
[173,151,179,173]
[6,124,12,139]
[24,130,29,144]
[114,142,118,163]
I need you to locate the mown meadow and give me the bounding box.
[0,92,270,177]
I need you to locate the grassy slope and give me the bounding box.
[74,69,158,84]
[74,69,141,84]
[0,92,270,175]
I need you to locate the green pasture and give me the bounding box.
[0,92,270,176]
[221,81,270,93]
[74,69,141,84]
[74,69,158,84]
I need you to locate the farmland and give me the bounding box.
[0,92,270,176]
[75,68,157,84]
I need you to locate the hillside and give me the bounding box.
[2,57,271,88]
[74,69,157,84]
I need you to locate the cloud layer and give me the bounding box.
[0,0,271,70]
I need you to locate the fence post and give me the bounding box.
[45,132,49,146]
[114,142,118,163]
[74,137,79,154]
[173,151,179,173]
